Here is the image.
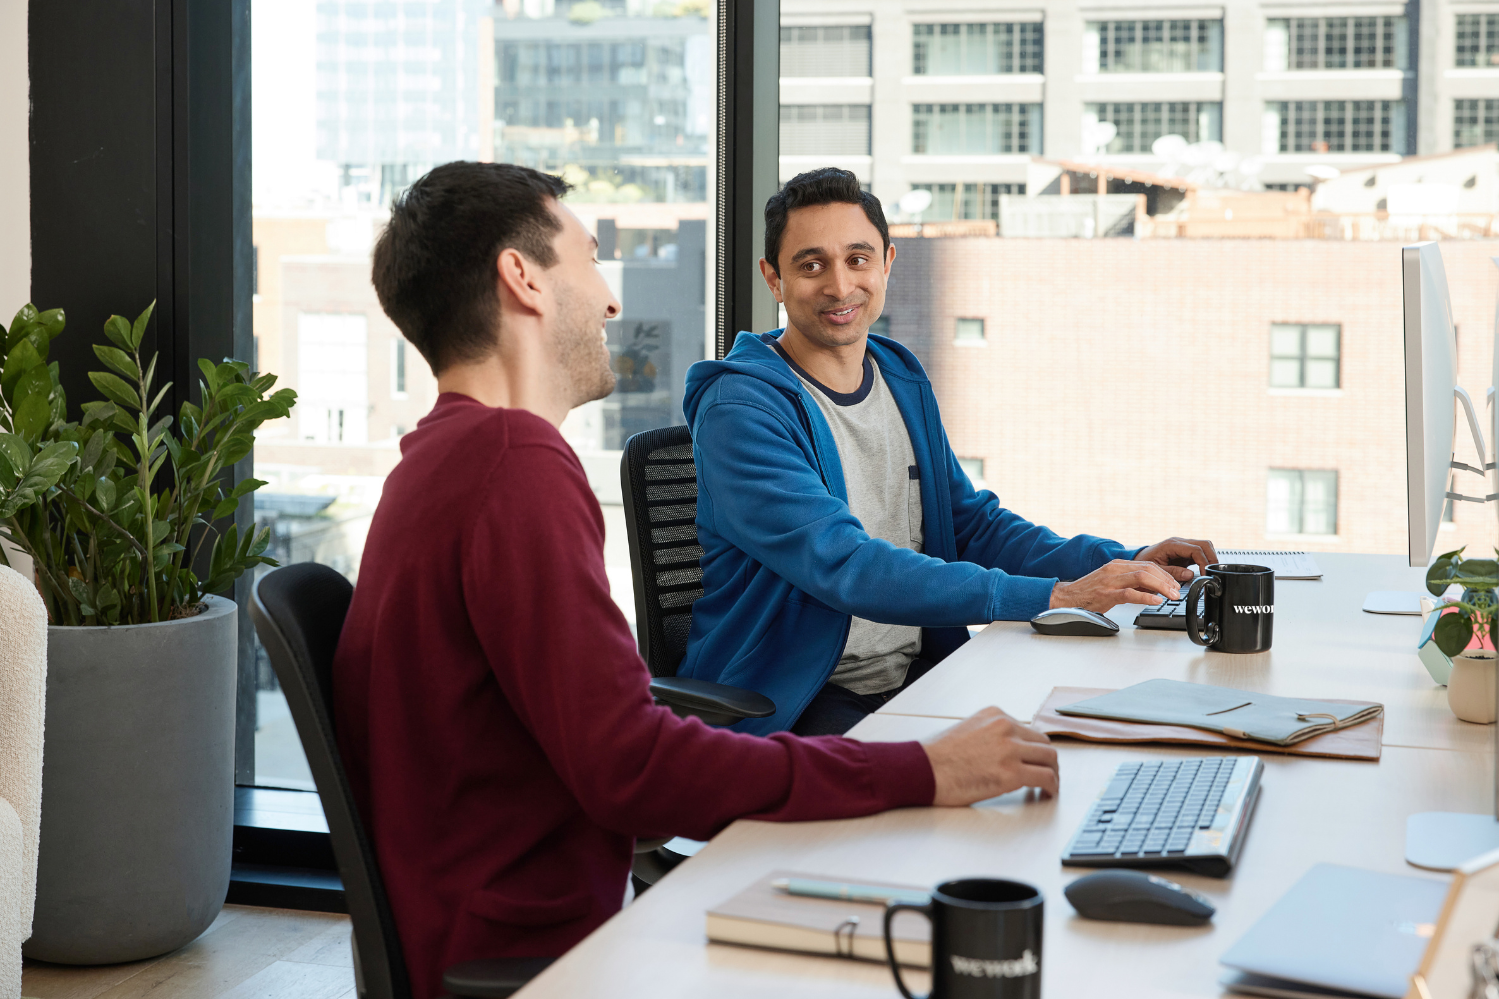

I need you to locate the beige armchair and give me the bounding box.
[0,565,45,999]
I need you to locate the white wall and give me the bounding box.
[0,0,26,315]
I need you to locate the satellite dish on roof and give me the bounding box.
[1238,156,1265,177]
[898,189,933,216]
[1082,120,1118,154]
[1305,165,1341,181]
[1213,150,1242,173]
[1151,134,1189,160]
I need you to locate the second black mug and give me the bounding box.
[884,878,1043,999]
[1185,563,1275,654]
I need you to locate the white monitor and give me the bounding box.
[1402,242,1458,567]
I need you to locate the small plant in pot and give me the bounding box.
[1426,547,1499,725]
[0,302,296,963]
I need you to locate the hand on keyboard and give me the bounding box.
[1134,537,1220,581]
[1050,559,1182,612]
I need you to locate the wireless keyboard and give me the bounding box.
[1133,577,1204,631]
[1061,756,1263,877]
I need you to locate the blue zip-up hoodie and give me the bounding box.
[680,330,1139,735]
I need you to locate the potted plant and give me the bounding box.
[1425,548,1499,724]
[0,302,294,963]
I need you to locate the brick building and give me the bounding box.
[884,234,1499,557]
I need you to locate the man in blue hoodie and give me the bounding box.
[679,168,1218,736]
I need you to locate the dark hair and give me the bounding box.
[371,162,571,373]
[763,168,889,276]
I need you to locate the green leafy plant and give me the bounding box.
[1425,547,1499,656]
[0,302,296,625]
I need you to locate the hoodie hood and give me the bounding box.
[682,329,930,426]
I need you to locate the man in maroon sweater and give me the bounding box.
[335,161,1060,999]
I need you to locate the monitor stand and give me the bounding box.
[1406,812,1499,870]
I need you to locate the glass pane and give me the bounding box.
[251,0,714,787]
[1269,324,1302,357]
[1269,359,1303,388]
[1301,471,1339,535]
[954,318,985,342]
[1266,471,1302,534]
[1304,325,1339,358]
[1304,359,1339,389]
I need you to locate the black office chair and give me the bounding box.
[620,426,778,889]
[619,424,775,723]
[250,563,551,999]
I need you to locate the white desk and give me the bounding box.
[884,553,1482,753]
[515,553,1491,997]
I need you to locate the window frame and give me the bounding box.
[1269,323,1341,391]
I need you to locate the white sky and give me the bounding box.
[252,0,336,209]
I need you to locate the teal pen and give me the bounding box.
[771,877,931,906]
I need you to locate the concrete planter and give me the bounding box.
[23,595,238,964]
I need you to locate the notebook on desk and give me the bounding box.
[1217,550,1322,580]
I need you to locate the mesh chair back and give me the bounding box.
[250,563,412,999]
[620,425,704,678]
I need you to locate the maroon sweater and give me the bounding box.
[333,393,936,999]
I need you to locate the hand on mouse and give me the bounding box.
[1049,559,1181,612]
[922,707,1059,805]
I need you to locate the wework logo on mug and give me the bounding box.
[950,950,1039,979]
[1234,605,1274,614]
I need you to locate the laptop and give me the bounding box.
[1219,864,1449,999]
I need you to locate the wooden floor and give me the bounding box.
[21,905,356,999]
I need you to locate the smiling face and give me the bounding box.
[761,201,895,349]
[543,201,621,407]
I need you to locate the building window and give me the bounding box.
[781,26,871,78]
[392,337,409,398]
[912,23,1043,75]
[1455,100,1499,149]
[869,315,890,338]
[1269,101,1406,154]
[954,317,985,344]
[1456,14,1499,67]
[1265,17,1407,71]
[1269,324,1340,389]
[298,312,370,445]
[911,183,1024,220]
[781,104,871,156]
[1267,469,1338,535]
[1087,20,1223,73]
[1085,103,1220,153]
[911,104,1041,154]
[958,457,985,482]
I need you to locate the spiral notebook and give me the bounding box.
[1217,550,1322,580]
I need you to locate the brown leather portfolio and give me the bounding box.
[1033,686,1383,761]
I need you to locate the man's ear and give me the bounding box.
[883,242,896,276]
[496,247,545,315]
[757,257,784,304]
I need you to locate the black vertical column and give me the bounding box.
[30,0,257,782]
[715,0,780,360]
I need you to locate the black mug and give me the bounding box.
[1185,563,1275,654]
[884,878,1043,999]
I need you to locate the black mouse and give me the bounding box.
[1064,870,1215,926]
[1029,607,1119,637]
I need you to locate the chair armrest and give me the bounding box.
[442,957,556,999]
[649,677,775,726]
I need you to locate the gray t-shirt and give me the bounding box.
[772,339,923,694]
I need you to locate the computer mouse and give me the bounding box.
[1064,869,1215,926]
[1029,607,1119,637]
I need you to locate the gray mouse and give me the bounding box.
[1029,607,1119,637]
[1064,869,1215,925]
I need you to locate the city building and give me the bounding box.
[778,0,1499,214]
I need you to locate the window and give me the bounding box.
[958,457,985,482]
[1269,101,1406,154]
[1270,324,1340,389]
[1456,14,1499,67]
[954,318,985,344]
[869,315,890,338]
[781,105,871,156]
[1265,17,1407,71]
[1087,20,1223,73]
[911,104,1041,155]
[912,23,1043,76]
[392,337,408,398]
[1267,470,1338,535]
[911,183,1024,220]
[1085,103,1221,153]
[254,0,716,788]
[781,26,870,78]
[1455,100,1499,149]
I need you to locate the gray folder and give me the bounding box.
[1054,679,1383,746]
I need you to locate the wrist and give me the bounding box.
[1049,581,1070,609]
